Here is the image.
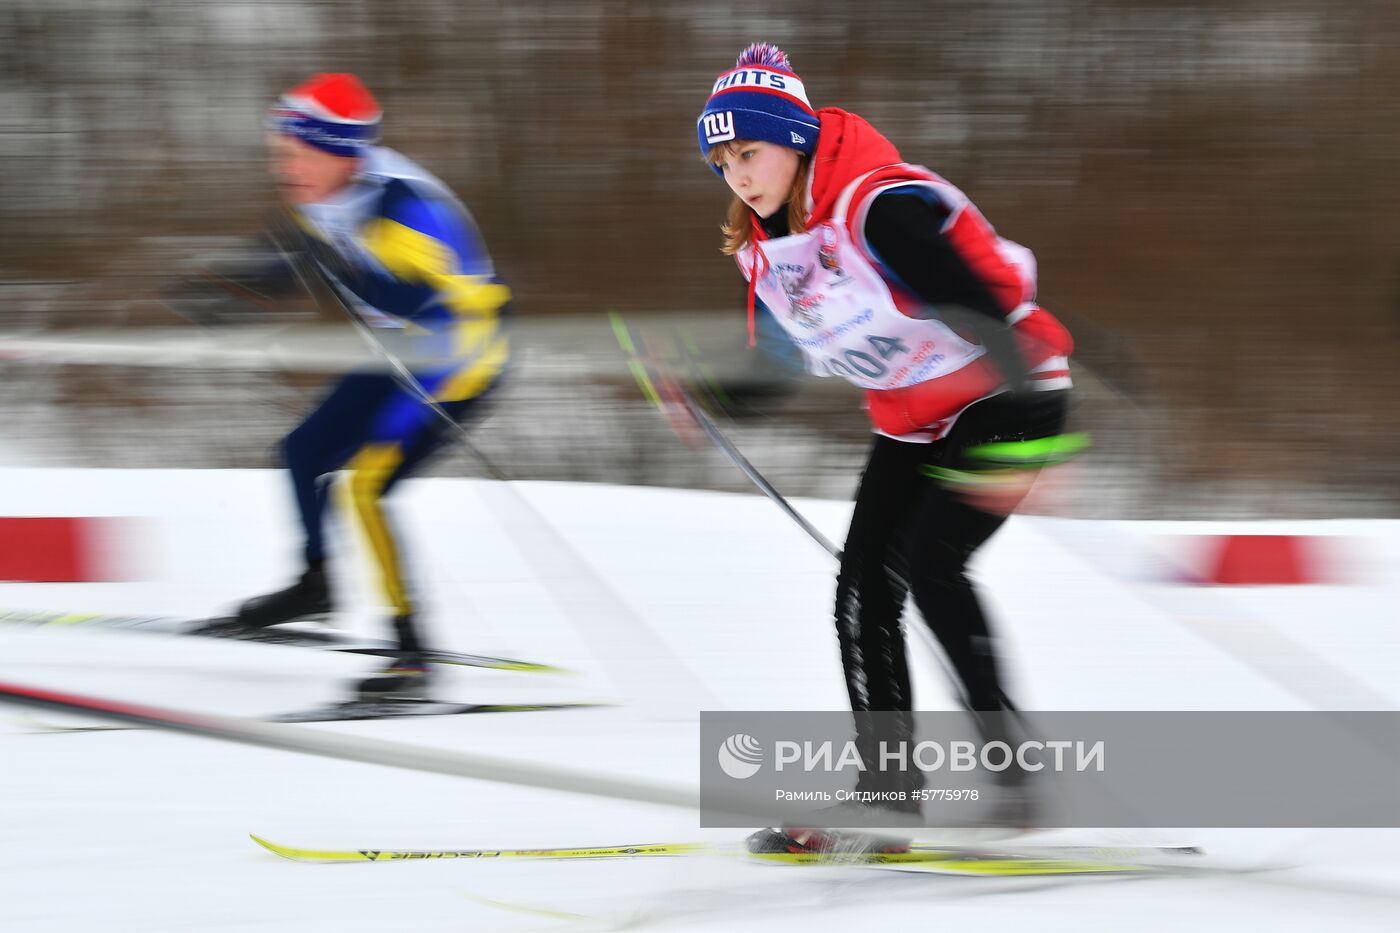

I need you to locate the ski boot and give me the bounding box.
[355,650,435,698]
[746,826,911,857]
[747,793,923,858]
[191,568,331,638]
[355,614,434,697]
[232,568,331,628]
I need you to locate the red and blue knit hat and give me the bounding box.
[267,73,382,157]
[697,43,819,173]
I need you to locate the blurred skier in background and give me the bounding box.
[201,73,511,697]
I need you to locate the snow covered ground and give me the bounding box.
[2,468,1399,931]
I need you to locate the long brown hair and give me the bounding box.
[706,142,811,255]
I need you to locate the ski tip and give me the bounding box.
[249,834,338,862]
[459,702,610,714]
[249,834,365,863]
[249,834,290,859]
[497,661,571,675]
[424,653,571,675]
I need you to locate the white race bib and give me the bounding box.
[740,216,983,390]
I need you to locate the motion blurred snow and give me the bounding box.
[2,467,1399,931]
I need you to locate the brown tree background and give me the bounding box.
[3,1,1397,510]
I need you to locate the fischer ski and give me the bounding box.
[250,833,1198,875]
[748,849,1156,875]
[251,835,710,862]
[0,609,563,673]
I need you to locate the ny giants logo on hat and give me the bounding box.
[702,112,736,144]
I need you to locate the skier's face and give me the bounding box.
[713,140,801,219]
[268,134,358,205]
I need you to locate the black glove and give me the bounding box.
[160,235,305,327]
